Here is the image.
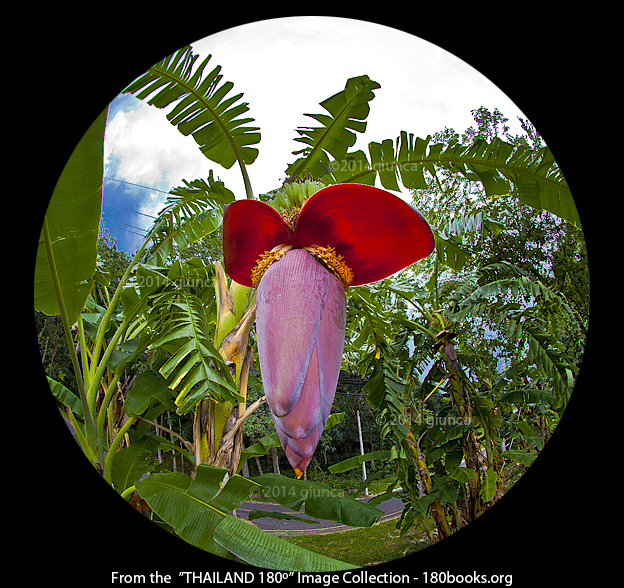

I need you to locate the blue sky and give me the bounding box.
[102,16,528,253]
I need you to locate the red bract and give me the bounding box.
[222,183,434,288]
[222,183,434,477]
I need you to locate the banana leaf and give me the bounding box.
[326,132,580,228]
[34,108,108,325]
[135,465,354,570]
[286,75,380,179]
[123,46,259,174]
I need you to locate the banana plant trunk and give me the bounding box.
[434,326,484,522]
[193,263,260,476]
[405,431,453,540]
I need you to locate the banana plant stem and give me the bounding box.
[239,159,254,200]
[89,219,162,385]
[120,485,136,501]
[104,414,138,485]
[96,369,124,457]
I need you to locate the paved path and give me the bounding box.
[234,494,404,536]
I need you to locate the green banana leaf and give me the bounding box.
[123,370,176,417]
[134,465,354,570]
[286,75,380,179]
[213,515,356,571]
[328,449,394,474]
[123,46,260,172]
[326,132,580,229]
[34,108,108,325]
[47,375,83,418]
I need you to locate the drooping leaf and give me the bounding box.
[124,370,176,416]
[448,467,478,483]
[479,467,498,502]
[106,335,149,372]
[135,465,257,558]
[124,47,260,171]
[47,376,83,418]
[433,229,471,272]
[326,133,580,228]
[431,476,458,504]
[34,108,108,325]
[213,514,356,571]
[247,510,320,525]
[135,465,353,570]
[111,435,162,493]
[500,449,538,467]
[328,449,394,474]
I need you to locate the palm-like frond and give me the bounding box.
[286,75,380,179]
[326,132,580,228]
[123,46,260,193]
[144,172,235,264]
[147,289,240,413]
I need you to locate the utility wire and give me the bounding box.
[102,214,148,234]
[103,201,158,219]
[104,177,172,196]
[103,177,166,219]
[101,219,145,238]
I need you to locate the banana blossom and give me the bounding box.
[223,183,434,477]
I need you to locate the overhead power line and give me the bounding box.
[103,177,167,219]
[102,213,147,234]
[101,218,145,237]
[103,201,158,219]
[104,177,172,196]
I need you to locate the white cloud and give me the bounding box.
[105,100,214,189]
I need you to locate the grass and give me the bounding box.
[282,516,433,567]
[251,469,434,566]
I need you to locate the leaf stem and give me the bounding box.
[239,159,254,200]
[88,220,161,403]
[120,485,136,501]
[104,414,138,485]
[77,316,91,393]
[96,369,123,449]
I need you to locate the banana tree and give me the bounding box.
[37,43,582,568]
[333,201,582,540]
[36,146,371,569]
